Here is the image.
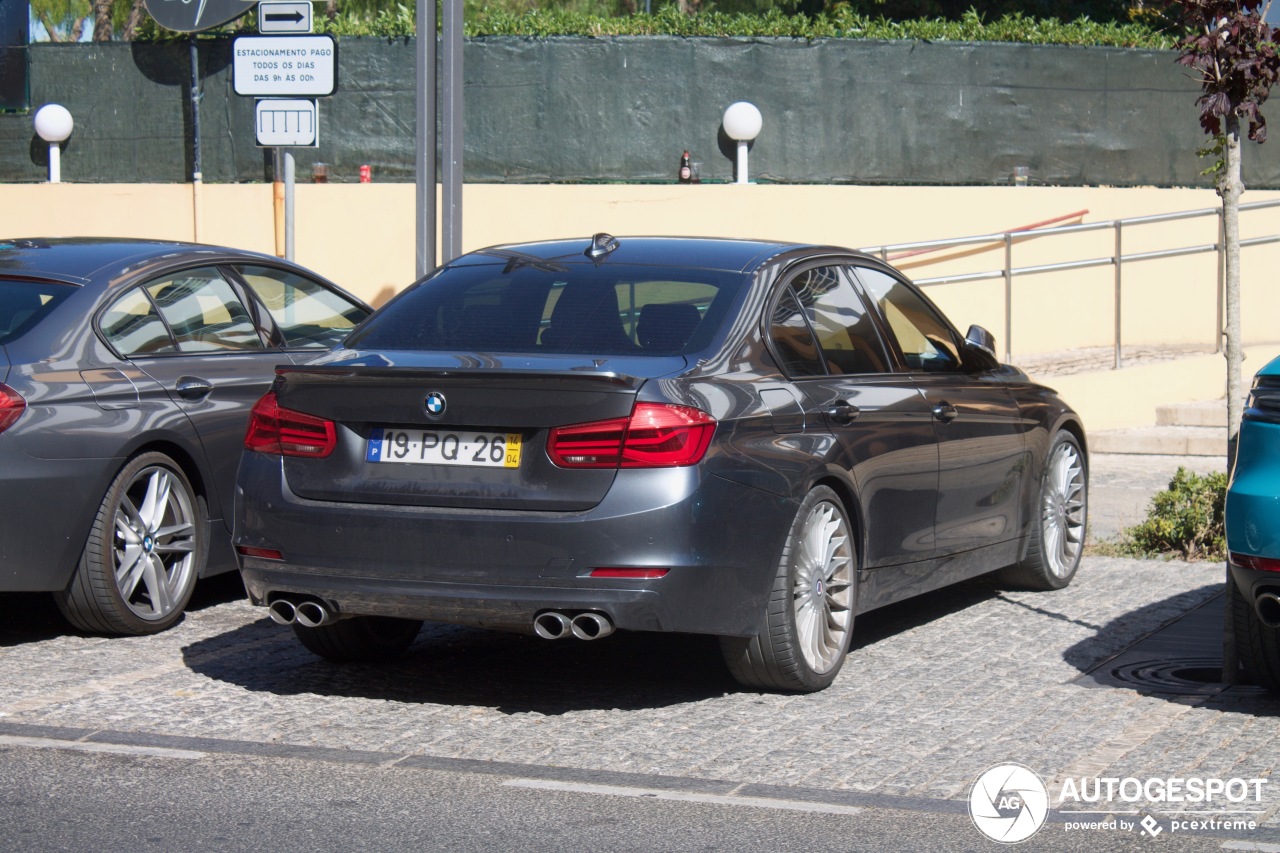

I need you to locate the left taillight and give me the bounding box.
[244,392,336,458]
[547,402,716,469]
[0,383,26,434]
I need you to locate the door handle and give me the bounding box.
[932,402,959,423]
[175,376,214,401]
[826,401,861,425]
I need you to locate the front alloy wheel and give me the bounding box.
[1002,431,1086,590]
[57,453,205,635]
[721,486,856,692]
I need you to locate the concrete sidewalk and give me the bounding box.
[1088,452,1226,542]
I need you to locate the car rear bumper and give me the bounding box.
[0,448,116,591]
[234,453,797,637]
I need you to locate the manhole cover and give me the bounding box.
[1109,658,1270,696]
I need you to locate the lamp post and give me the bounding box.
[33,104,74,183]
[722,101,762,185]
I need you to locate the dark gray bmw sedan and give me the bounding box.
[234,234,1087,692]
[0,238,369,635]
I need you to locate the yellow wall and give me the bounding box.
[5,181,1280,369]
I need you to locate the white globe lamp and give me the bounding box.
[34,104,74,184]
[722,101,762,185]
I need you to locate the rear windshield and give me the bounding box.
[0,280,75,344]
[347,263,747,356]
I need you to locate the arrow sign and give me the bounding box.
[258,1,313,33]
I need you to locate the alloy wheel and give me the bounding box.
[791,501,855,674]
[111,465,198,622]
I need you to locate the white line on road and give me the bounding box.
[0,734,206,760]
[504,778,862,815]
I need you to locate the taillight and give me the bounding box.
[1230,552,1280,573]
[244,392,336,458]
[0,383,25,434]
[547,403,715,469]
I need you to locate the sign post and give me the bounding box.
[232,15,336,262]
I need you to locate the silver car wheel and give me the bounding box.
[111,465,198,622]
[1040,439,1086,579]
[792,500,855,674]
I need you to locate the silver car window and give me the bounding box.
[99,287,177,356]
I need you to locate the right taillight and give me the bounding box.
[547,403,716,469]
[244,392,336,458]
[0,383,25,434]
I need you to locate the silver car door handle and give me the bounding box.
[932,403,959,423]
[826,401,861,425]
[175,376,214,401]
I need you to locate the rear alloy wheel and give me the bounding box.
[56,452,205,635]
[292,616,423,662]
[721,486,856,692]
[1002,431,1086,591]
[1232,581,1280,693]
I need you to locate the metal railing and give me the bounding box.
[863,199,1280,367]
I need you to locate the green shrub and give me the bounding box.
[1121,467,1227,561]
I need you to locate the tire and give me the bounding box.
[56,452,206,635]
[720,486,856,692]
[292,616,423,662]
[1232,581,1280,693]
[1001,430,1087,591]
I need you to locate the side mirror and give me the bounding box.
[962,324,1001,371]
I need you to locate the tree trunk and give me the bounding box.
[1221,115,1244,686]
[93,0,114,41]
[1222,116,1244,468]
[122,0,147,40]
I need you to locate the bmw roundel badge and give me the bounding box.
[424,391,447,419]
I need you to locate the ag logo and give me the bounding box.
[968,763,1049,844]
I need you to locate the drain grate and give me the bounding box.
[1108,657,1271,697]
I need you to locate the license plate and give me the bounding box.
[366,428,522,468]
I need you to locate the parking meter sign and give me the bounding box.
[255,99,319,148]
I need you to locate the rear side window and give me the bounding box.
[234,265,368,348]
[347,263,745,356]
[768,265,889,378]
[100,287,177,356]
[145,267,265,353]
[0,281,74,344]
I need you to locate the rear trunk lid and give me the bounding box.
[273,353,685,511]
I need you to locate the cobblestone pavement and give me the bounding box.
[1088,453,1226,542]
[0,555,1275,834]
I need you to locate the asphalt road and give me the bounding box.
[0,742,1256,853]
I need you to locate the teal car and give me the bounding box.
[1226,355,1280,692]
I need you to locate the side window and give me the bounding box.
[100,288,177,356]
[855,268,960,372]
[769,287,826,377]
[235,265,369,348]
[780,265,889,376]
[145,268,265,353]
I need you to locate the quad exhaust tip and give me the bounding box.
[533,610,615,640]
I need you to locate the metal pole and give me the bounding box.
[284,151,295,261]
[441,0,464,263]
[1113,221,1122,369]
[1003,232,1013,363]
[415,0,438,278]
[189,37,203,242]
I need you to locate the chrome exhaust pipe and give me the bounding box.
[268,599,297,626]
[295,600,335,628]
[533,611,573,640]
[571,612,615,641]
[1256,592,1280,628]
